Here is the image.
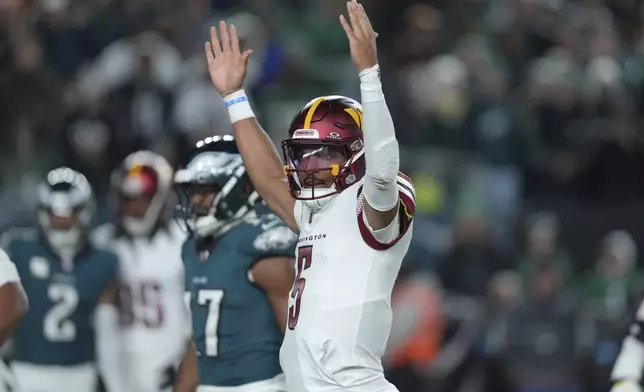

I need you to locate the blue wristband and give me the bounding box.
[225,95,249,108]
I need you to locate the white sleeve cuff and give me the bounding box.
[0,250,19,287]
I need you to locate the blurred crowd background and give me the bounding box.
[2,0,644,391]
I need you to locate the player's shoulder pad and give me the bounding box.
[243,211,298,259]
[0,227,39,252]
[90,223,116,250]
[396,172,416,220]
[356,172,416,251]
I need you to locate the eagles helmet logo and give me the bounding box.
[253,226,298,252]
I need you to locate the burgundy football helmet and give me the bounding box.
[111,151,173,236]
[282,95,365,206]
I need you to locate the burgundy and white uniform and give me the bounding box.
[93,223,188,392]
[280,173,415,392]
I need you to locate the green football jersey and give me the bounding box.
[183,208,297,387]
[3,228,119,365]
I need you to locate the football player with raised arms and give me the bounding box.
[204,1,416,391]
[92,151,188,392]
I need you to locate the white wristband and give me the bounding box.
[359,64,381,84]
[224,89,255,124]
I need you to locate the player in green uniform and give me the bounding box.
[173,135,296,392]
[1,167,119,392]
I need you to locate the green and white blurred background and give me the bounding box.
[2,0,644,391]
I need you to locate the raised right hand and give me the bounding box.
[204,21,253,97]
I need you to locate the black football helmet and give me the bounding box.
[174,135,259,237]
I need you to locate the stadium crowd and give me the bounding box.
[2,0,644,391]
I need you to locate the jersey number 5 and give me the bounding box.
[288,245,313,330]
[120,282,164,328]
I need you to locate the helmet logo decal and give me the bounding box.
[328,132,341,140]
[175,152,243,183]
[303,96,327,128]
[127,165,144,176]
[344,107,363,129]
[350,140,363,152]
[293,129,320,139]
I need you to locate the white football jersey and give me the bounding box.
[92,222,188,384]
[0,248,19,287]
[280,173,416,392]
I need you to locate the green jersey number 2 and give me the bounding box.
[44,284,79,342]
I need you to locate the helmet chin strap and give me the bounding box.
[195,215,227,237]
[120,187,168,237]
[193,204,252,238]
[300,185,337,211]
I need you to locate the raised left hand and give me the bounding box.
[339,0,378,72]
